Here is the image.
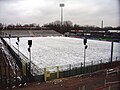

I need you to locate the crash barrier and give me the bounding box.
[1,37,43,77]
[1,38,23,73]
[42,58,120,81]
[0,45,20,89]
[106,67,119,75]
[96,81,120,90]
[0,48,7,89]
[104,67,120,86]
[0,38,36,89]
[11,45,44,81]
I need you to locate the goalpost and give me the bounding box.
[44,66,59,81]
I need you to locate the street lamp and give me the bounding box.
[9,34,11,45]
[110,41,114,67]
[83,38,88,73]
[16,37,20,57]
[28,40,32,73]
[5,24,7,37]
[59,3,65,26]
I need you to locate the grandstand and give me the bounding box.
[1,30,63,37]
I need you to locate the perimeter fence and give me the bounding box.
[40,57,120,81]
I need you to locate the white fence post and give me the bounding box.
[82,85,85,90]
[108,86,111,90]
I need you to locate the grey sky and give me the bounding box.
[0,0,119,27]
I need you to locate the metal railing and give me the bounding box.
[11,45,44,76]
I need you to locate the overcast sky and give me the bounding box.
[0,0,119,27]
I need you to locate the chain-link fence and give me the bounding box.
[36,57,120,82]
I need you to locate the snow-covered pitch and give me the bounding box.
[5,37,120,69]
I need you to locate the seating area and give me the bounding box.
[1,30,62,37]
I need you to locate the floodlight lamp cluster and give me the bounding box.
[60,3,65,7]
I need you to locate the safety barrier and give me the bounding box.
[96,81,120,90]
[42,58,120,81]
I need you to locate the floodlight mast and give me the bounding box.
[60,3,65,26]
